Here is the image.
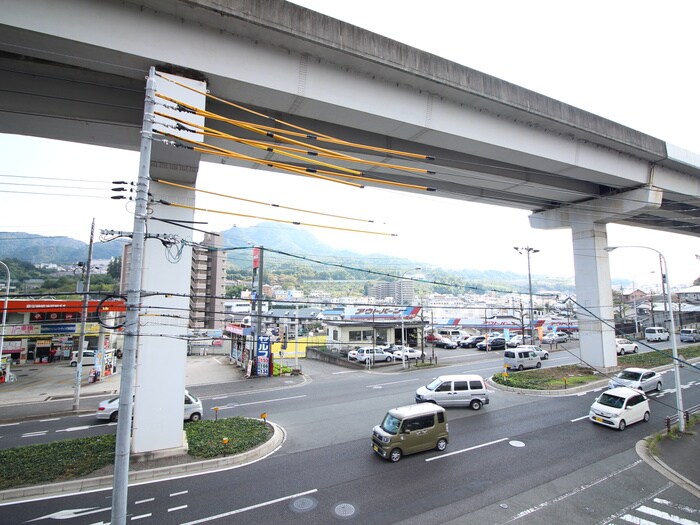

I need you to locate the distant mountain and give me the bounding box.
[0,232,125,263]
[0,225,575,293]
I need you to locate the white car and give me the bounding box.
[392,347,422,361]
[517,345,549,360]
[589,387,650,430]
[96,391,203,422]
[542,331,568,344]
[615,338,638,355]
[352,347,394,363]
[608,368,663,393]
[506,335,532,347]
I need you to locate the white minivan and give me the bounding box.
[415,374,489,410]
[645,327,670,342]
[503,349,542,371]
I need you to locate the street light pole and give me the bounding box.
[0,260,10,363]
[400,268,421,369]
[514,247,539,342]
[606,246,685,432]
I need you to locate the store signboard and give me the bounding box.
[41,324,76,334]
[256,335,271,376]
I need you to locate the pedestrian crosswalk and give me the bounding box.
[610,497,698,525]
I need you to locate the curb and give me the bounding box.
[635,437,700,500]
[0,421,285,504]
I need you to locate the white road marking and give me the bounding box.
[426,437,509,462]
[56,426,91,433]
[78,413,95,418]
[210,396,228,400]
[168,505,188,512]
[636,504,699,525]
[653,498,699,514]
[131,513,152,520]
[170,490,188,497]
[366,378,419,388]
[134,498,155,505]
[213,395,306,411]
[619,513,663,524]
[332,370,357,374]
[179,489,318,524]
[39,418,60,422]
[22,431,48,437]
[0,422,20,427]
[570,415,589,422]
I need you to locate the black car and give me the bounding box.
[459,335,485,348]
[475,337,506,351]
[434,337,458,349]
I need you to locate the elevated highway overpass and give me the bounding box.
[1,0,699,457]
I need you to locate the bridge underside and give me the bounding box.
[2,0,700,454]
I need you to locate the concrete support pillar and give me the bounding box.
[529,186,662,370]
[570,221,616,368]
[131,73,205,455]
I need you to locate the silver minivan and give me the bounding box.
[504,349,542,371]
[679,328,700,342]
[371,404,448,462]
[415,374,489,410]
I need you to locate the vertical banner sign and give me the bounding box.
[256,335,271,376]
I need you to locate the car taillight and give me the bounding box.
[98,407,105,411]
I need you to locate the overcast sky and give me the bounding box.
[1,0,699,288]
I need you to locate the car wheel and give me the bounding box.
[390,448,402,462]
[655,382,662,392]
[109,411,118,423]
[619,349,625,355]
[470,399,482,411]
[618,419,626,431]
[70,362,77,367]
[643,411,650,423]
[518,364,524,371]
[543,353,549,360]
[436,438,447,451]
[190,412,202,422]
[633,346,638,353]
[536,361,542,368]
[386,356,393,362]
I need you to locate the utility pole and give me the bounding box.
[111,66,156,525]
[72,218,95,411]
[514,246,539,341]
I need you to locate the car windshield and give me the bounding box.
[425,378,442,391]
[617,371,642,381]
[598,393,625,409]
[380,413,401,435]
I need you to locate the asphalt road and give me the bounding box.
[1,347,698,524]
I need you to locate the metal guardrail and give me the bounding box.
[665,403,700,433]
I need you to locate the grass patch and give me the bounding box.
[0,434,117,490]
[618,344,700,368]
[0,417,272,490]
[185,417,272,459]
[492,364,600,390]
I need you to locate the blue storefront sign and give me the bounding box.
[41,324,76,334]
[256,335,271,376]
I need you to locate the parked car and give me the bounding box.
[476,337,506,351]
[70,350,96,367]
[517,345,549,360]
[434,336,458,349]
[425,332,442,343]
[615,338,638,355]
[392,347,422,361]
[459,335,485,348]
[542,331,568,344]
[589,387,650,430]
[607,367,663,393]
[679,328,700,342]
[506,334,532,347]
[96,391,203,422]
[355,347,394,363]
